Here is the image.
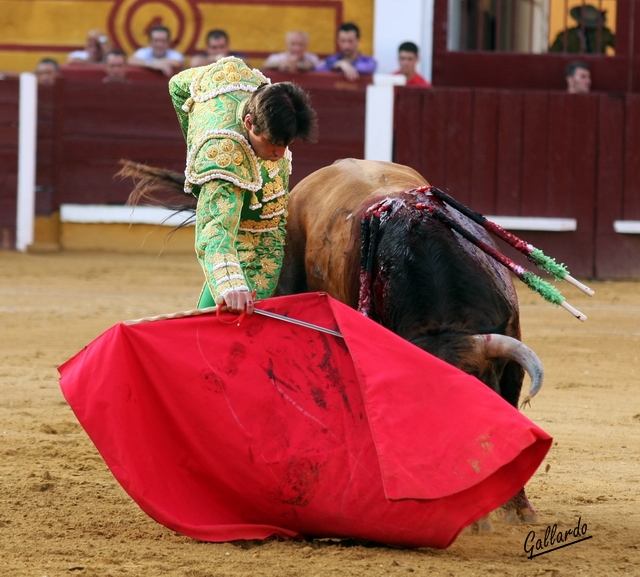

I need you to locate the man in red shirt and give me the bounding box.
[395,42,431,87]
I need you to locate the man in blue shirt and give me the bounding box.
[128,25,184,77]
[316,23,376,81]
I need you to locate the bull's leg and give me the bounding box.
[464,488,538,535]
[497,488,538,524]
[495,360,539,524]
[463,515,495,535]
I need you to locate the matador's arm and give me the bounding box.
[195,179,250,300]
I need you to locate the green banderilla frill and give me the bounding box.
[528,249,570,281]
[521,272,565,305]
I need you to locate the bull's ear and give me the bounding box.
[491,317,510,335]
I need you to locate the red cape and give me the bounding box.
[58,292,551,548]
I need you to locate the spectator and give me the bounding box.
[565,61,591,94]
[190,29,248,67]
[394,42,431,87]
[35,58,59,85]
[316,23,376,81]
[67,29,111,65]
[128,25,184,77]
[262,31,320,73]
[103,50,129,83]
[550,5,615,54]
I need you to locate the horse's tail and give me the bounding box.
[117,159,195,211]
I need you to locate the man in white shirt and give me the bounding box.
[128,25,184,77]
[67,29,111,65]
[262,31,320,73]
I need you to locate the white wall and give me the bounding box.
[373,0,435,82]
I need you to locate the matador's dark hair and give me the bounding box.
[243,82,318,146]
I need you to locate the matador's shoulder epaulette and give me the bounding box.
[181,57,270,113]
[184,129,263,193]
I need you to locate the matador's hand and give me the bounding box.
[216,290,254,315]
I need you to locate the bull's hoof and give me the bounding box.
[497,489,539,524]
[494,506,538,524]
[463,515,494,535]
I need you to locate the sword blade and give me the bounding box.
[253,308,343,338]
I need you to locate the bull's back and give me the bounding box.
[281,160,428,304]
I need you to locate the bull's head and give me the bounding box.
[358,194,543,409]
[409,332,543,409]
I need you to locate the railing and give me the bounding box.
[50,70,368,208]
[2,72,640,278]
[0,70,369,249]
[394,85,640,279]
[448,0,617,55]
[0,75,19,249]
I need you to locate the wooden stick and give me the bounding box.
[124,306,218,325]
[125,305,344,337]
[424,206,588,321]
[564,274,595,296]
[560,300,587,322]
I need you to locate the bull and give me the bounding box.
[120,157,545,524]
[277,158,544,525]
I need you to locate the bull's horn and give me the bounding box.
[473,334,544,409]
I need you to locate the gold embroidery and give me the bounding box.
[217,153,232,168]
[261,160,279,175]
[208,252,239,268]
[187,131,262,190]
[262,178,282,199]
[239,218,282,232]
[216,197,233,213]
[261,196,287,218]
[237,232,258,250]
[261,258,278,275]
[241,249,257,262]
[220,139,234,152]
[252,273,269,290]
[232,150,244,165]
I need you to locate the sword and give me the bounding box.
[124,305,343,339]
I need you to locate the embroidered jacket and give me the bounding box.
[169,58,292,307]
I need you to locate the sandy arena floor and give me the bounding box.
[0,251,638,576]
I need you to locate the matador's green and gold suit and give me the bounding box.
[169,57,292,308]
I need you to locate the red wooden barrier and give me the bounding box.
[595,94,640,278]
[394,87,640,279]
[36,84,55,215]
[0,77,57,249]
[52,72,368,207]
[53,78,186,206]
[5,73,636,278]
[0,74,19,249]
[59,65,171,84]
